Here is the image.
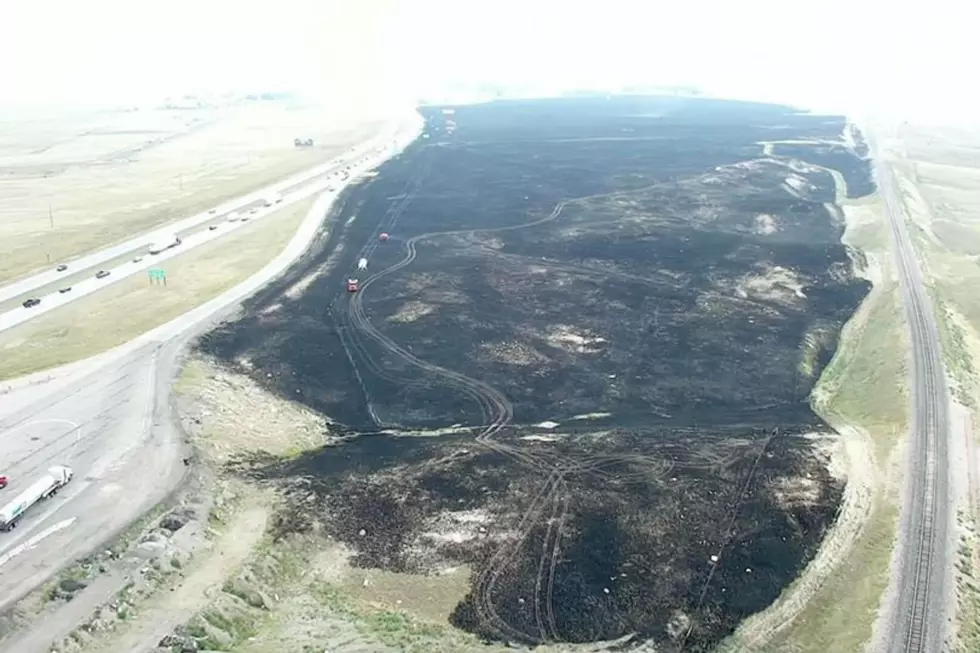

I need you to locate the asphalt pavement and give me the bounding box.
[874,144,952,653]
[0,111,424,649]
[0,127,407,334]
[0,121,406,311]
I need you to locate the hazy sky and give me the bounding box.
[0,0,974,123]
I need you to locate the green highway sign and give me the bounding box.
[148,268,167,286]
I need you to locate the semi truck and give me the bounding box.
[149,233,181,255]
[0,466,73,532]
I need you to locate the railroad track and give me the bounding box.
[876,153,951,653]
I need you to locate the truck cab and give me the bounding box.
[347,278,359,292]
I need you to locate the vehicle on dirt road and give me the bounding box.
[0,466,73,532]
[56,264,68,272]
[347,278,360,292]
[22,298,41,308]
[59,286,72,294]
[95,270,110,279]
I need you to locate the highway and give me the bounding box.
[0,120,406,309]
[0,126,411,334]
[874,145,952,652]
[0,111,424,647]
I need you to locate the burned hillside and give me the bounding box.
[201,95,872,651]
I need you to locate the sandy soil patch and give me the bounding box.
[388,300,437,324]
[543,325,607,354]
[754,213,779,235]
[176,356,333,464]
[474,340,549,366]
[735,265,807,306]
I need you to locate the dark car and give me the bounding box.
[22,298,40,308]
[209,224,218,231]
[59,286,72,294]
[95,270,110,279]
[56,264,68,272]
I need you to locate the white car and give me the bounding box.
[133,256,143,263]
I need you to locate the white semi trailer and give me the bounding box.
[0,466,73,532]
[149,233,181,255]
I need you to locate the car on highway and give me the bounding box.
[56,264,68,272]
[59,286,72,294]
[95,270,110,279]
[209,209,217,215]
[22,298,41,308]
[209,224,219,231]
[0,476,7,490]
[133,256,143,263]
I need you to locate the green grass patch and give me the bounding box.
[927,285,976,407]
[307,579,473,653]
[815,283,909,444]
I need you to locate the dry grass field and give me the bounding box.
[0,101,384,283]
[0,195,316,380]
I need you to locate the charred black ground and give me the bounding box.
[200,95,874,651]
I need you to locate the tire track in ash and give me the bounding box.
[470,472,567,643]
[333,158,502,427]
[328,159,439,426]
[337,178,708,643]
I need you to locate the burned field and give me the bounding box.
[201,96,874,651]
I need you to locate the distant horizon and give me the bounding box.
[2,0,972,127]
[0,84,937,132]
